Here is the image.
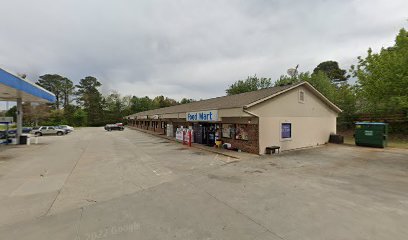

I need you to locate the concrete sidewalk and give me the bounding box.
[127,126,259,160]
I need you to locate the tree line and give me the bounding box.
[5,75,195,127]
[225,28,408,133]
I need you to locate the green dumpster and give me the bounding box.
[355,122,388,148]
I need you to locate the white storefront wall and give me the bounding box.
[249,85,338,154]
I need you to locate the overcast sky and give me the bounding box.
[0,0,407,106]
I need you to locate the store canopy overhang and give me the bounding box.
[0,68,55,103]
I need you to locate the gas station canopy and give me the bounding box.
[0,68,55,102]
[1,67,56,144]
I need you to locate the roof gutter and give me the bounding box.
[242,108,259,118]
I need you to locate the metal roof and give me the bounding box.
[0,67,56,102]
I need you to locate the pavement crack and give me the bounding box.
[43,139,90,216]
[221,160,239,166]
[75,207,84,240]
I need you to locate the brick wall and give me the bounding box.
[133,120,166,135]
[221,124,259,154]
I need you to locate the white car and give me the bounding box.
[59,125,74,132]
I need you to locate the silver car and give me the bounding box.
[31,126,66,136]
[59,125,74,132]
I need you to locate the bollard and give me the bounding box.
[188,131,192,147]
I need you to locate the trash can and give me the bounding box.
[19,135,28,145]
[355,122,388,148]
[329,134,344,144]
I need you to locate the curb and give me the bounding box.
[126,127,243,159]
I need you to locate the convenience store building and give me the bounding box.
[126,81,341,154]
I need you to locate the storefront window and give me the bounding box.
[281,123,292,139]
[235,124,249,140]
[222,124,234,138]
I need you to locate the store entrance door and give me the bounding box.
[193,123,217,146]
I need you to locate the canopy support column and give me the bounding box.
[16,98,23,144]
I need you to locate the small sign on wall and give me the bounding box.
[281,123,292,139]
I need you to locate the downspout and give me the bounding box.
[243,107,261,155]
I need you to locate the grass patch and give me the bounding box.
[0,125,14,131]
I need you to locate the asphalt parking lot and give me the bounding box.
[0,127,407,240]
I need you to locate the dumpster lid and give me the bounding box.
[355,122,388,125]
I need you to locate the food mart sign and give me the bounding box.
[186,110,219,122]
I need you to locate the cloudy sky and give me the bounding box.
[0,0,407,105]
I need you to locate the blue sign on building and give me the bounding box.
[186,110,219,122]
[281,123,292,139]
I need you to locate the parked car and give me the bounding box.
[31,126,66,136]
[59,125,74,132]
[105,124,124,131]
[56,126,70,134]
[22,127,32,133]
